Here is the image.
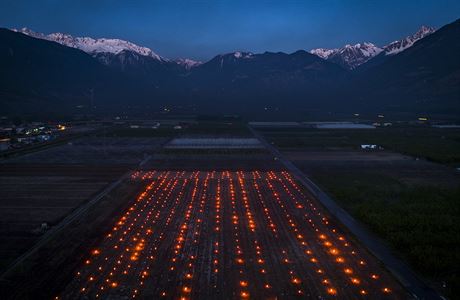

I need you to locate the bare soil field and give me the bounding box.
[145,152,281,171]
[0,178,144,299]
[5,137,167,165]
[285,149,460,188]
[284,149,409,162]
[0,137,167,272]
[0,164,126,271]
[261,126,460,165]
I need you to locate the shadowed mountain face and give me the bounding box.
[182,51,348,112]
[349,19,460,115]
[0,29,181,116]
[92,50,187,87]
[191,51,345,83]
[0,28,113,115]
[0,18,459,117]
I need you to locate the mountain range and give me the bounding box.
[14,26,435,72]
[1,19,459,118]
[310,26,436,69]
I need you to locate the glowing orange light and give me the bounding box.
[240,291,249,298]
[329,248,339,255]
[327,288,337,295]
[351,278,360,284]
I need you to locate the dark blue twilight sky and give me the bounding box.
[1,0,459,61]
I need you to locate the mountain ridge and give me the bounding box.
[1,18,458,117]
[310,26,435,69]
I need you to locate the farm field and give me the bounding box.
[5,137,167,165]
[2,124,442,299]
[61,170,404,299]
[260,126,460,165]
[257,127,460,297]
[0,136,167,272]
[0,164,125,271]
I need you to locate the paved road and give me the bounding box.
[249,126,442,300]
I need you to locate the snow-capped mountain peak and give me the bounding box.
[340,42,383,57]
[310,42,383,69]
[309,48,337,59]
[233,51,253,59]
[13,27,164,61]
[175,58,202,70]
[309,26,435,69]
[383,25,435,55]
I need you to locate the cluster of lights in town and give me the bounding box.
[59,170,396,298]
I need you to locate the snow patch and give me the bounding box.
[175,58,202,69]
[13,27,165,61]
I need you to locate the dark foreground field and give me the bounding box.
[3,123,454,299]
[61,171,403,299]
[260,127,460,297]
[262,126,460,165]
[0,136,166,272]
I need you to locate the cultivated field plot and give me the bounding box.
[286,149,460,187]
[259,127,460,165]
[61,171,404,299]
[276,147,460,296]
[145,155,280,171]
[0,137,166,272]
[0,164,125,270]
[5,137,167,165]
